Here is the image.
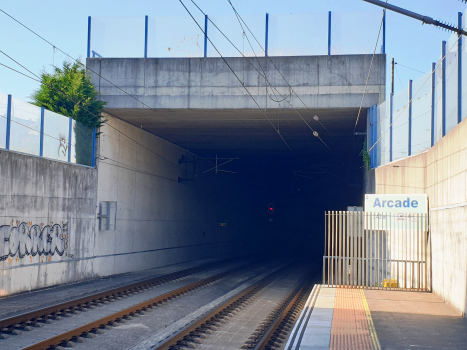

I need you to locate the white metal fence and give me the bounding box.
[323,211,431,291]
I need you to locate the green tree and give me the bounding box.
[360,139,371,170]
[30,60,106,166]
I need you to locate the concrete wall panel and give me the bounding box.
[375,117,467,316]
[95,113,252,277]
[0,150,98,296]
[88,55,386,110]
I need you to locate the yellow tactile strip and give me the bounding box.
[330,287,381,350]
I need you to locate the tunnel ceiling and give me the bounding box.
[104,107,367,165]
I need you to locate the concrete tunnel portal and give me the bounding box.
[89,54,386,265]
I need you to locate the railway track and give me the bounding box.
[0,259,252,349]
[151,263,314,350]
[1,260,314,350]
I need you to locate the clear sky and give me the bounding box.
[0,0,466,101]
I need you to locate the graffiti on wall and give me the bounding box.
[167,34,201,56]
[1,221,69,262]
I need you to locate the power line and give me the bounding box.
[0,6,295,164]
[394,64,404,89]
[225,1,333,133]
[353,8,386,131]
[395,62,425,75]
[0,8,177,126]
[179,0,297,158]
[187,0,338,158]
[224,0,338,157]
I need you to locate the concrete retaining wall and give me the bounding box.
[0,151,98,296]
[0,113,252,296]
[94,113,250,276]
[375,118,467,316]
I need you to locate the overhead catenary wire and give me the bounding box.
[224,0,337,156]
[368,34,462,153]
[179,0,297,158]
[230,4,337,156]
[394,64,404,89]
[224,1,331,134]
[353,8,386,131]
[395,62,425,75]
[188,0,338,158]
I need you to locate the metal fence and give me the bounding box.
[0,93,96,167]
[87,10,385,59]
[323,211,431,291]
[369,9,467,168]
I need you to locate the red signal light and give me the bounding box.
[268,203,274,214]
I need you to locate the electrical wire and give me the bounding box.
[179,0,297,158]
[354,8,386,131]
[225,0,338,157]
[368,34,461,153]
[0,6,224,168]
[394,64,404,89]
[0,8,177,125]
[395,62,425,74]
[224,1,335,134]
[187,0,338,158]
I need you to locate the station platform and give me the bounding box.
[285,285,467,350]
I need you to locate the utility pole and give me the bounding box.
[391,58,395,95]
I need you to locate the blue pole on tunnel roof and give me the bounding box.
[204,15,208,58]
[265,13,269,57]
[87,16,91,59]
[144,16,148,58]
[68,117,72,163]
[40,107,44,157]
[328,11,331,55]
[6,94,11,150]
[382,10,386,54]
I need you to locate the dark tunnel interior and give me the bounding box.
[189,133,367,272]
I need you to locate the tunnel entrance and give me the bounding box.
[89,54,385,269]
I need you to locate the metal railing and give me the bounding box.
[323,211,431,291]
[369,9,467,168]
[86,10,385,59]
[0,93,96,167]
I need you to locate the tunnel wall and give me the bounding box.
[375,117,467,317]
[0,150,98,296]
[0,114,252,296]
[95,113,248,277]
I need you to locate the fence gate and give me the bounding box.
[323,211,431,291]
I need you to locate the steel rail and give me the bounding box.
[151,263,297,350]
[250,278,313,350]
[21,263,250,350]
[0,259,237,335]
